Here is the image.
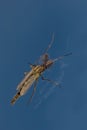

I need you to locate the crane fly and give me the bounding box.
[11,33,72,105]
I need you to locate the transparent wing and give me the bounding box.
[20,74,36,96]
[16,69,33,91]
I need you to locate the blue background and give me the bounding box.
[0,0,87,130]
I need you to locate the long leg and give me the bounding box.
[24,63,36,76]
[27,78,38,105]
[53,52,72,62]
[40,75,62,88]
[28,62,36,68]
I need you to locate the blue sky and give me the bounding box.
[0,0,87,130]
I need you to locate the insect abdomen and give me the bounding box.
[11,92,20,105]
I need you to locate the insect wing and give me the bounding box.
[20,74,36,95]
[16,69,34,91]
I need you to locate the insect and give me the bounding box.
[11,33,72,105]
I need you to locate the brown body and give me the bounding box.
[11,60,53,105]
[11,33,72,105]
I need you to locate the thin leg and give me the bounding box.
[27,78,38,105]
[53,52,72,62]
[28,62,36,68]
[41,75,61,87]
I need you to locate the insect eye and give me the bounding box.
[41,53,49,62]
[44,53,48,57]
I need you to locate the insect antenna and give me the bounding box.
[35,32,55,64]
[41,32,55,64]
[43,32,55,54]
